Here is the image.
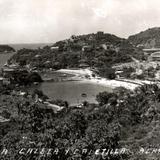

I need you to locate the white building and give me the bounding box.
[51,46,59,50]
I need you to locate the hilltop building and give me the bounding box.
[96,31,104,39]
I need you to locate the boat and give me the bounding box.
[34,82,39,85]
[81,93,87,97]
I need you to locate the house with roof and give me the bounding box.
[79,63,90,69]
[82,45,93,52]
[51,46,59,51]
[148,51,160,61]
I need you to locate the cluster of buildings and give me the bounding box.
[0,63,29,86]
[113,48,160,80]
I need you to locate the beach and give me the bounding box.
[57,69,140,90]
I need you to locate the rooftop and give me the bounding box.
[150,51,160,57]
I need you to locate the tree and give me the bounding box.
[96,92,117,106]
[98,67,116,79]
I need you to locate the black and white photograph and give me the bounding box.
[1,0,160,159]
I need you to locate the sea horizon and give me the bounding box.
[6,43,54,50]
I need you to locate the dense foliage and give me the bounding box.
[128,27,160,48]
[0,45,15,53]
[9,33,144,75]
[1,84,160,159]
[9,71,43,85]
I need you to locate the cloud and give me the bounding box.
[0,0,160,43]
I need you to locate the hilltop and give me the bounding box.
[128,27,160,48]
[9,31,144,73]
[54,32,124,47]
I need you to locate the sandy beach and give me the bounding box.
[57,69,140,90]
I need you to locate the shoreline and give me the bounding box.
[57,69,140,90]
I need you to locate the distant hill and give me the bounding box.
[0,45,15,53]
[9,32,144,70]
[128,27,160,48]
[54,32,124,47]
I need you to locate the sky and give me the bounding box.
[1,0,160,43]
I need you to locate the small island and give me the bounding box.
[0,45,15,53]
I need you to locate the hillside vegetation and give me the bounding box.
[1,84,160,159]
[128,27,160,48]
[9,32,144,73]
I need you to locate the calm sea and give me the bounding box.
[30,81,112,105]
[9,43,54,50]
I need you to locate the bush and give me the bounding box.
[96,92,117,106]
[98,67,116,79]
[1,110,11,119]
